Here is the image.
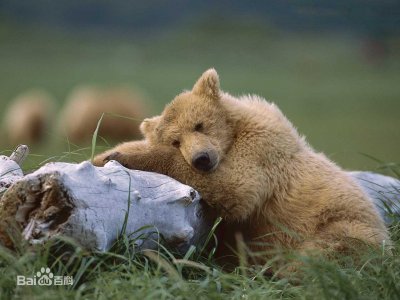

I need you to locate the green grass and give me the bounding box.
[0,21,399,170]
[0,213,399,299]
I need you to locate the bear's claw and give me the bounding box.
[104,152,121,163]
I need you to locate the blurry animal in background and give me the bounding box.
[2,90,55,146]
[58,86,147,144]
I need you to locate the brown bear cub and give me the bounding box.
[93,69,389,269]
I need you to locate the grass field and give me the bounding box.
[0,21,400,299]
[0,21,399,171]
[0,200,399,299]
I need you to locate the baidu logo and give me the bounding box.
[17,267,74,286]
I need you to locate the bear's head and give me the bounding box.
[140,69,234,173]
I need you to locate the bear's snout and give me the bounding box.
[192,151,217,172]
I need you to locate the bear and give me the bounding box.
[2,89,55,146]
[58,85,147,144]
[93,69,390,270]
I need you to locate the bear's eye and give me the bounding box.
[194,122,203,132]
[172,140,180,148]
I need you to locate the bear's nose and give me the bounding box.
[192,152,213,172]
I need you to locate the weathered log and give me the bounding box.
[0,145,28,196]
[0,145,398,254]
[0,154,211,252]
[350,171,400,224]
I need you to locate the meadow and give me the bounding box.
[0,21,399,299]
[0,21,399,171]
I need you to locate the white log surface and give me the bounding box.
[350,171,400,224]
[0,145,28,196]
[0,158,210,252]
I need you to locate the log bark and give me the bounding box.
[0,149,210,252]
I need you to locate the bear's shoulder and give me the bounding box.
[222,93,296,134]
[222,93,281,118]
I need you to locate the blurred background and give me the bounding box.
[0,0,399,172]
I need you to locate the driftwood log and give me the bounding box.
[0,145,28,196]
[0,146,210,252]
[350,171,400,224]
[0,145,399,253]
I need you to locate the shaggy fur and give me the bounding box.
[93,69,390,267]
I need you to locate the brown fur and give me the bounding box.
[58,86,147,144]
[2,90,55,146]
[94,69,390,267]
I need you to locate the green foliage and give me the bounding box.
[91,113,104,163]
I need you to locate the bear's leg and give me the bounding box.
[93,140,268,223]
[92,141,181,175]
[272,220,389,280]
[298,220,390,260]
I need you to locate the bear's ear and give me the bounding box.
[140,115,161,138]
[192,68,220,100]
